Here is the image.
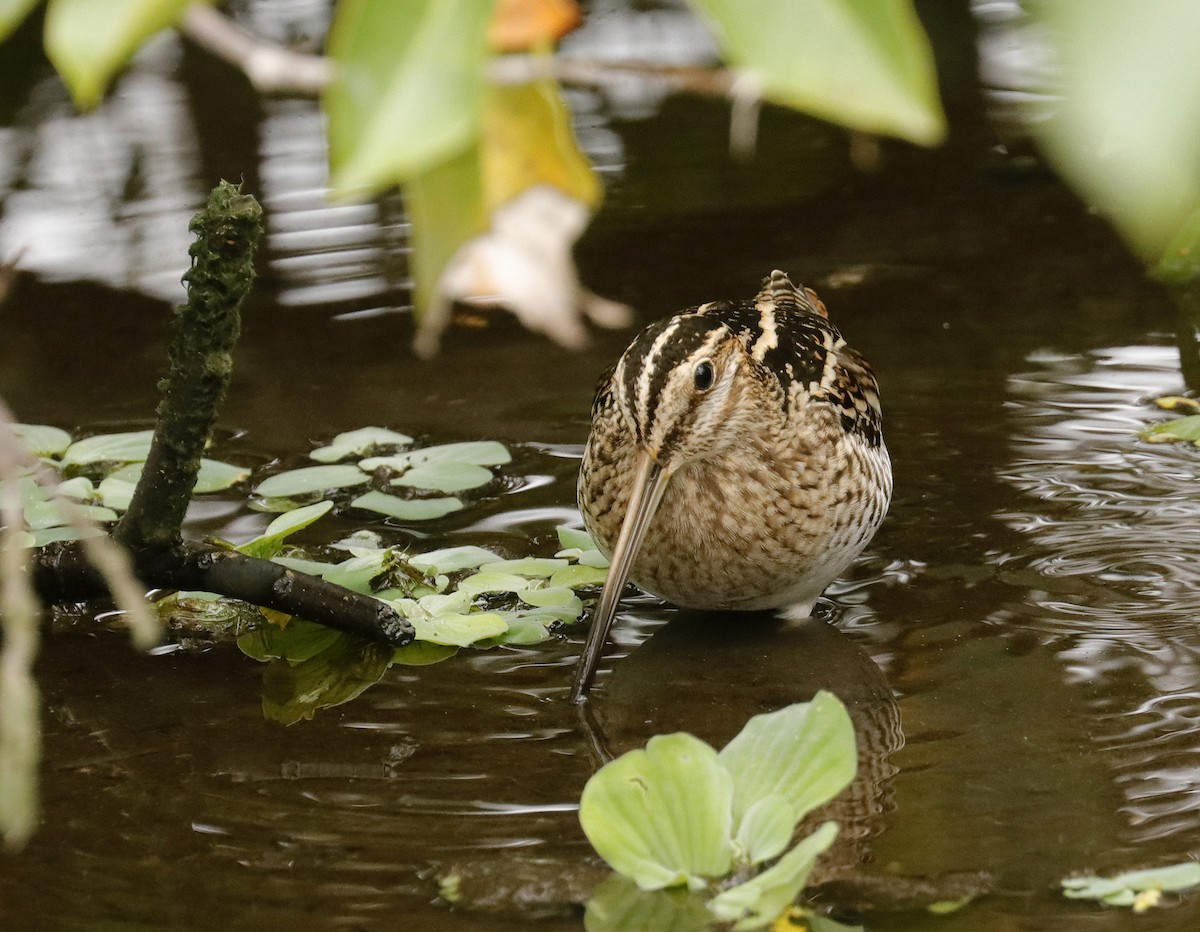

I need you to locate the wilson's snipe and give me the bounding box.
[571,271,892,701]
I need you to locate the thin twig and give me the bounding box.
[179,5,332,95]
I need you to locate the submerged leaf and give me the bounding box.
[254,464,370,498]
[393,641,459,665]
[237,618,342,663]
[309,426,414,463]
[579,732,734,891]
[261,634,393,726]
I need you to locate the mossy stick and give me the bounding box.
[115,181,261,551]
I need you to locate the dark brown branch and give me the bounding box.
[32,539,412,646]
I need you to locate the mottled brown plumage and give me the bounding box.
[571,271,892,701]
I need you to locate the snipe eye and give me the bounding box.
[693,359,715,392]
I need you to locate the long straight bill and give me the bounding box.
[570,452,671,703]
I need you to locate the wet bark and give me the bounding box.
[28,181,412,649]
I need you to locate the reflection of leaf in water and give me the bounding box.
[261,633,393,726]
[583,874,713,932]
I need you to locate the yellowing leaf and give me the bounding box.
[690,0,945,146]
[44,0,202,109]
[482,79,600,210]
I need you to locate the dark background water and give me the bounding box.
[3,2,1200,929]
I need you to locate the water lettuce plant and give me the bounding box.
[1062,861,1200,913]
[579,691,858,931]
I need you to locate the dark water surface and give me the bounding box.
[3,3,1200,930]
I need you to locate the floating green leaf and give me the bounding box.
[44,0,201,109]
[235,501,334,560]
[408,609,508,646]
[579,732,735,891]
[556,525,596,551]
[549,564,608,588]
[61,429,154,466]
[321,550,390,595]
[519,586,578,608]
[54,477,95,501]
[254,464,370,498]
[350,491,464,521]
[1142,414,1200,446]
[689,0,945,145]
[391,461,494,493]
[28,525,104,547]
[485,557,569,578]
[408,545,501,574]
[489,615,551,645]
[708,822,839,931]
[23,499,117,531]
[456,572,533,597]
[1062,861,1200,910]
[719,691,857,833]
[362,440,512,471]
[96,476,136,512]
[11,424,72,458]
[309,426,414,463]
[108,457,249,493]
[272,556,338,577]
[324,0,493,194]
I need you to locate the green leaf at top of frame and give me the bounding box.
[11,423,72,458]
[309,426,414,463]
[44,0,204,110]
[689,0,945,146]
[324,0,495,195]
[579,732,735,892]
[718,691,856,836]
[0,0,41,44]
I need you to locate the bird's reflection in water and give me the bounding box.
[582,606,903,882]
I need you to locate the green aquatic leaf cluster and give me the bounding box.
[9,425,247,547]
[252,428,511,519]
[1062,861,1200,912]
[579,692,857,931]
[222,475,610,723]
